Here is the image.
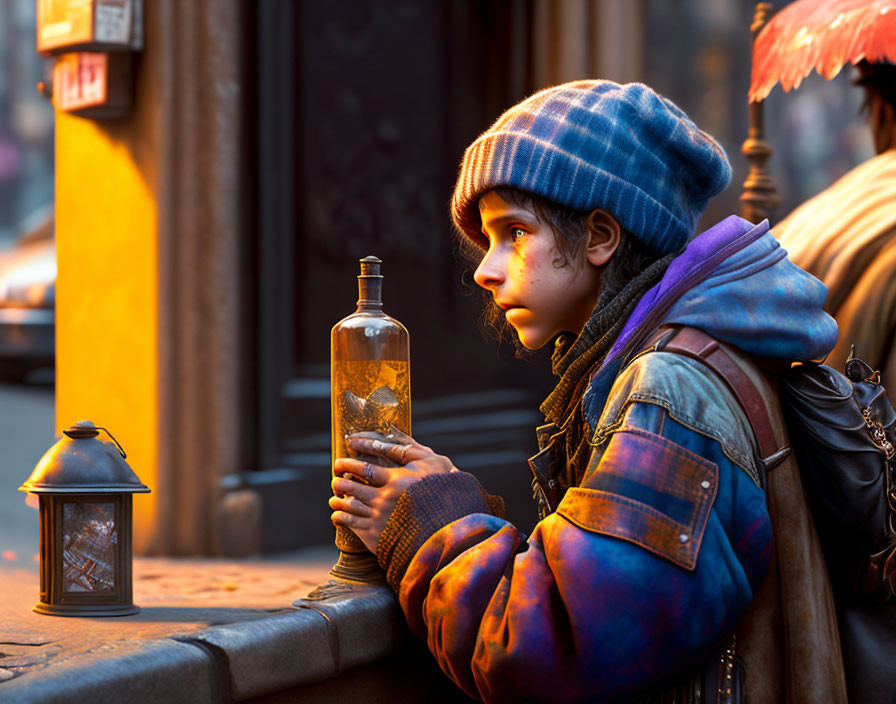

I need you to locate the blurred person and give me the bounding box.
[330,81,842,703]
[772,60,896,390]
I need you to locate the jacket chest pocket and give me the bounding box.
[556,428,718,570]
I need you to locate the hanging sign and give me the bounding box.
[37,0,143,56]
[52,52,131,119]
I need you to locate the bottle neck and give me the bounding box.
[357,275,383,311]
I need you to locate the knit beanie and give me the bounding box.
[452,80,732,255]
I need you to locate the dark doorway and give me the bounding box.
[245,0,555,552]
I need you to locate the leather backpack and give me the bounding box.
[779,352,896,704]
[649,324,896,704]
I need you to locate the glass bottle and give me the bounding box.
[330,256,410,581]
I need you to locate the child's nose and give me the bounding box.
[473,248,506,290]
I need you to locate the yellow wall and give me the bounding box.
[54,112,159,553]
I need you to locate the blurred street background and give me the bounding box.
[0,2,52,251]
[0,380,52,569]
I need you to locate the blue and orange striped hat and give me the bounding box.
[452,80,732,255]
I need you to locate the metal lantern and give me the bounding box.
[19,420,149,617]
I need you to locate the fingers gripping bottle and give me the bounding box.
[330,256,410,582]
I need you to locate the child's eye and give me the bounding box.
[510,227,527,243]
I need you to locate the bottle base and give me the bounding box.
[328,550,386,584]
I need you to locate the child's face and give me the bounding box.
[474,191,602,350]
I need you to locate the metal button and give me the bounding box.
[679,533,689,543]
[547,479,557,489]
[701,480,711,490]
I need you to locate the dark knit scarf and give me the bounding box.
[539,253,676,483]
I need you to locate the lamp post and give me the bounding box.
[19,420,149,617]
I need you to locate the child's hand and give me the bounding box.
[329,430,456,553]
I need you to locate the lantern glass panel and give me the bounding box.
[61,501,117,593]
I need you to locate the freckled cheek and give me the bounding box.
[510,253,547,290]
[517,253,544,284]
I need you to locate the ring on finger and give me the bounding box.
[364,462,375,484]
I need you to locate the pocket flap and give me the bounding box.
[556,429,718,570]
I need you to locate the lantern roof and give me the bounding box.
[19,421,150,494]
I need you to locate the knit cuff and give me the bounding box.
[376,471,496,592]
[485,492,506,519]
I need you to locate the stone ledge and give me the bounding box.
[182,582,406,701]
[293,581,407,671]
[0,585,409,704]
[0,557,471,703]
[177,608,335,701]
[0,639,220,704]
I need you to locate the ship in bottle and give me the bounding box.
[330,256,410,582]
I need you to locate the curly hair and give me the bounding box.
[455,187,663,355]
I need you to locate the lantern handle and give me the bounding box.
[96,427,127,458]
[62,425,127,458]
[97,426,128,460]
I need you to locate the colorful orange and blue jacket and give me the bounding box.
[375,216,838,703]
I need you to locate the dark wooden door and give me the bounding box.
[247,0,555,551]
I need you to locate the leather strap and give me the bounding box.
[634,325,848,703]
[637,325,791,477]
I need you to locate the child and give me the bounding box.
[329,81,842,703]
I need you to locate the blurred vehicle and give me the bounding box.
[0,209,54,381]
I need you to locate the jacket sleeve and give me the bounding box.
[376,400,772,704]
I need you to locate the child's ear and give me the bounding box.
[584,209,621,267]
[867,90,896,153]
[879,100,896,153]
